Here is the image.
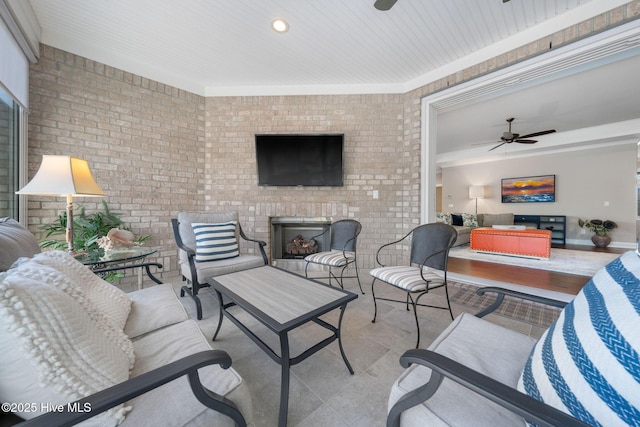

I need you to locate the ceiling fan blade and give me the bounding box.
[514,140,538,144]
[374,0,398,10]
[488,142,507,152]
[518,129,556,139]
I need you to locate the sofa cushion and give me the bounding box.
[4,260,135,368]
[124,319,252,426]
[389,313,536,427]
[518,251,640,426]
[451,214,463,226]
[124,284,189,339]
[28,250,132,330]
[0,274,130,425]
[0,218,41,272]
[435,213,451,225]
[462,213,478,227]
[193,222,240,262]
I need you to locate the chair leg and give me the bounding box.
[410,296,421,349]
[371,278,378,323]
[444,283,454,321]
[304,261,311,279]
[354,262,364,294]
[181,285,203,320]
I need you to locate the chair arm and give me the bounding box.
[375,229,414,267]
[170,218,196,257]
[17,350,247,427]
[387,349,590,427]
[474,287,568,318]
[238,223,268,264]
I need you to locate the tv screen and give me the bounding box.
[501,174,555,203]
[255,134,344,186]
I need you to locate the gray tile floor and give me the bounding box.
[162,266,550,427]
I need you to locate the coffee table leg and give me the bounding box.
[337,304,355,375]
[278,332,291,427]
[212,290,224,341]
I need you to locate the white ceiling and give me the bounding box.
[15,0,640,159]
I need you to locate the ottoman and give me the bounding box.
[470,227,551,259]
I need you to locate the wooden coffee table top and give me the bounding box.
[208,266,357,331]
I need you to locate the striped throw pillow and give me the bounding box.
[192,222,239,262]
[518,250,640,426]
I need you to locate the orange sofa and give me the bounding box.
[470,227,552,259]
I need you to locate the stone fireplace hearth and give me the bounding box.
[270,216,331,271]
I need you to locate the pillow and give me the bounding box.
[436,213,451,225]
[192,222,240,262]
[451,214,463,226]
[518,251,640,426]
[0,218,41,272]
[462,213,478,227]
[0,274,131,425]
[29,250,132,330]
[4,259,135,369]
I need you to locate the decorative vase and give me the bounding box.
[591,234,611,248]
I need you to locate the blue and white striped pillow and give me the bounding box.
[192,222,239,262]
[518,250,640,426]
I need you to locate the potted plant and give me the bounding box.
[578,218,617,248]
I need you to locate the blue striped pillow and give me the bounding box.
[192,222,239,262]
[518,251,640,426]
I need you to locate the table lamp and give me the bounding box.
[16,155,106,253]
[468,185,485,214]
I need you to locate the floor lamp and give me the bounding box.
[468,185,485,215]
[16,155,106,253]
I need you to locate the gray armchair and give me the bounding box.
[387,250,640,427]
[171,211,267,319]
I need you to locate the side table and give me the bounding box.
[75,247,163,289]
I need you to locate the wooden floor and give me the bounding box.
[447,244,628,296]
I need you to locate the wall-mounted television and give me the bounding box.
[255,134,344,186]
[501,174,556,203]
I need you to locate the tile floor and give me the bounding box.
[168,267,551,427]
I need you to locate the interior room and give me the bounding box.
[2,1,640,426]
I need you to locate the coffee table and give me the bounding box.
[207,266,358,427]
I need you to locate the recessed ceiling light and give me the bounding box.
[272,18,289,33]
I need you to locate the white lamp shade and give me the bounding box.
[469,185,485,199]
[16,155,106,197]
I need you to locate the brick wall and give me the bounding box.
[26,2,639,280]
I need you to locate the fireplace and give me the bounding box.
[270,217,331,270]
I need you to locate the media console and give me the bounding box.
[513,214,566,245]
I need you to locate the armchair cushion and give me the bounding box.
[0,274,130,425]
[305,249,354,267]
[389,313,536,427]
[370,266,444,292]
[193,222,240,262]
[518,250,640,425]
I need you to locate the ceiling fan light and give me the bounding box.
[271,18,289,33]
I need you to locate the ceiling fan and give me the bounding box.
[374,0,398,11]
[488,118,556,151]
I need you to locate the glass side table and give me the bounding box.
[75,246,162,290]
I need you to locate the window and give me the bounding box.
[0,86,22,219]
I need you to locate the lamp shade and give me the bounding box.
[468,185,485,199]
[16,155,105,197]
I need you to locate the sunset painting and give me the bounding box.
[501,175,555,203]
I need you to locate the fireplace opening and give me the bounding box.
[270,217,332,263]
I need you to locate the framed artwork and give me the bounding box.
[501,174,555,203]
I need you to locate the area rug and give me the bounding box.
[448,245,620,277]
[448,281,562,328]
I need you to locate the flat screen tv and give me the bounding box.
[255,134,344,186]
[501,174,555,203]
